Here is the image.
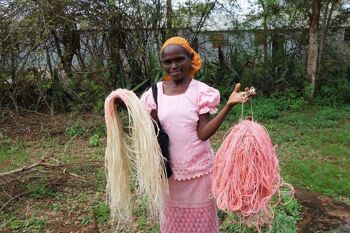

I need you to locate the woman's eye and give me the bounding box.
[162,57,186,66]
[175,57,185,63]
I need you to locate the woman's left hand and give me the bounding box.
[226,83,255,107]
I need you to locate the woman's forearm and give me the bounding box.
[197,104,235,141]
[197,84,254,141]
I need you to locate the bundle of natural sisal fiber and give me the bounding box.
[104,89,168,225]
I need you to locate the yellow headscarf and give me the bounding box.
[160,37,202,81]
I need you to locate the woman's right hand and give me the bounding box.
[226,83,255,107]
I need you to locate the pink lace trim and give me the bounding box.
[171,160,213,181]
[172,170,211,181]
[161,202,219,233]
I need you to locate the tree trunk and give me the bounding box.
[10,47,16,83]
[316,0,335,81]
[52,29,63,59]
[45,45,54,79]
[108,14,122,88]
[62,24,76,78]
[307,0,321,99]
[263,16,268,63]
[258,0,269,63]
[167,0,172,29]
[166,0,173,39]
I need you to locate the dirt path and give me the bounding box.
[296,188,350,233]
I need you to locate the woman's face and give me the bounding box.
[161,44,193,81]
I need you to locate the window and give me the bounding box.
[344,27,350,42]
[210,33,226,48]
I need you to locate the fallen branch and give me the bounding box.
[0,157,48,177]
[0,157,99,186]
[66,171,89,183]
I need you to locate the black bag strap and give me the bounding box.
[151,83,162,127]
[151,83,158,110]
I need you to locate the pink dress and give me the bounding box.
[141,79,220,233]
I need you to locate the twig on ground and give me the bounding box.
[0,191,29,212]
[0,157,48,177]
[64,134,77,152]
[0,156,98,187]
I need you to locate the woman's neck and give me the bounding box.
[172,76,191,86]
[163,76,192,95]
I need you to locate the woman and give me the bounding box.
[141,37,252,233]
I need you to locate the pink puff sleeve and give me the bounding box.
[140,88,157,113]
[198,84,220,115]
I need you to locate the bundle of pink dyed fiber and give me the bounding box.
[212,119,292,230]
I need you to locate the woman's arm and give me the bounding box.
[197,83,253,141]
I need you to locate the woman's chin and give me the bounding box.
[170,74,187,81]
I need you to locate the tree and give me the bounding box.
[306,0,345,99]
[166,0,173,38]
[307,0,321,99]
[172,0,218,44]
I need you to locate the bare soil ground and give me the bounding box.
[295,188,350,233]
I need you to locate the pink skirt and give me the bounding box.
[161,174,219,233]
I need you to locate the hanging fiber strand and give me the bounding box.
[212,118,293,231]
[104,89,168,226]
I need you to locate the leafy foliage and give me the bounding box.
[92,201,110,223]
[219,191,300,233]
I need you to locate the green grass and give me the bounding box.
[0,212,48,232]
[1,101,349,232]
[285,159,350,196]
[219,191,300,233]
[26,180,56,198]
[92,201,110,223]
[222,102,350,198]
[0,136,30,171]
[272,106,350,197]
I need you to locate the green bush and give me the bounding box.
[318,78,350,104]
[219,193,300,233]
[92,201,110,223]
[275,89,307,111]
[26,181,55,198]
[250,98,280,120]
[65,123,87,137]
[317,57,350,104]
[89,133,101,146]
